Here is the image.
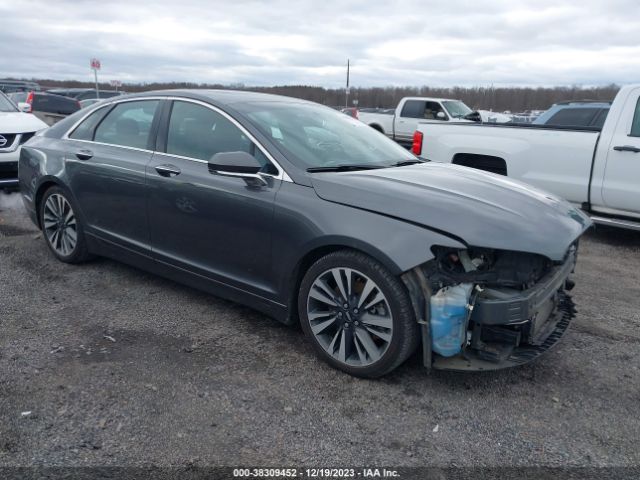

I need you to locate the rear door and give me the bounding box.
[147,99,281,297]
[601,87,640,214]
[64,99,161,254]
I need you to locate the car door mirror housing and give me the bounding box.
[436,111,446,120]
[208,151,262,174]
[208,151,268,187]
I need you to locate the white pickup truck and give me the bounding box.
[358,97,476,147]
[413,84,640,230]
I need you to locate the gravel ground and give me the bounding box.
[1,190,639,468]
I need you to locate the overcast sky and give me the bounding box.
[1,0,638,87]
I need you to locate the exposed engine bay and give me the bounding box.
[425,246,555,291]
[403,244,578,371]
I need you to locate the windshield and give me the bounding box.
[442,100,472,118]
[236,101,416,169]
[0,92,18,112]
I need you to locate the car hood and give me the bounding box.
[310,163,592,261]
[0,112,47,133]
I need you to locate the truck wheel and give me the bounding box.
[298,250,419,378]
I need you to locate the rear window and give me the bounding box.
[69,106,111,140]
[631,98,640,137]
[33,94,80,115]
[400,100,425,118]
[544,108,600,127]
[93,100,159,149]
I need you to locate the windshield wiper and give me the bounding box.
[306,164,387,172]
[392,159,426,167]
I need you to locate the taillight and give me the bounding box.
[411,130,423,155]
[23,91,34,112]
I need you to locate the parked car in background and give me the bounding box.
[9,91,81,126]
[532,101,610,128]
[0,79,41,93]
[340,107,358,119]
[46,88,123,101]
[0,91,47,188]
[412,84,640,230]
[358,97,475,147]
[79,98,102,109]
[19,89,590,377]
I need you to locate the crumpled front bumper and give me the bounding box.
[433,294,575,371]
[432,249,578,371]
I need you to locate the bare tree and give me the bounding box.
[22,77,620,112]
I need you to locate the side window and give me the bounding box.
[166,101,277,173]
[400,100,426,118]
[69,107,111,140]
[94,100,159,149]
[424,101,447,120]
[545,108,599,127]
[630,98,640,137]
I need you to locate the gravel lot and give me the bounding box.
[1,190,639,469]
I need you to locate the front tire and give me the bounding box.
[39,186,91,263]
[298,250,419,378]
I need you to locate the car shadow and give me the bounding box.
[584,224,640,247]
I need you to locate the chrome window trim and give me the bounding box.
[62,95,292,182]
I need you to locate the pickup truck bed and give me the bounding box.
[415,84,640,230]
[423,122,601,206]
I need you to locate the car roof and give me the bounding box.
[401,97,461,102]
[116,89,314,106]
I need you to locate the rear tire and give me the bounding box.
[39,186,92,264]
[298,250,419,378]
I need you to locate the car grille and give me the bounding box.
[0,133,17,149]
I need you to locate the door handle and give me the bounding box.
[75,149,93,161]
[613,145,640,153]
[155,164,181,177]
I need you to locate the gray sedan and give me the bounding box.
[18,90,591,377]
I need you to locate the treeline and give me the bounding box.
[32,78,620,112]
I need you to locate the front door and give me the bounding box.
[395,100,448,142]
[147,100,281,297]
[601,86,640,215]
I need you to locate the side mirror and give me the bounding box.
[208,151,267,187]
[18,102,31,113]
[436,111,447,120]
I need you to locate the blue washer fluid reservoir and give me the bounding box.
[430,283,474,357]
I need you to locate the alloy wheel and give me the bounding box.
[43,193,78,256]
[306,267,393,367]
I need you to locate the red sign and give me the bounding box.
[90,58,101,70]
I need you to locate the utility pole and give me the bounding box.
[90,58,101,99]
[345,59,350,109]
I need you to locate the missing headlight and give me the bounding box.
[426,246,552,291]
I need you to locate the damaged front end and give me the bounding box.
[402,244,579,371]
